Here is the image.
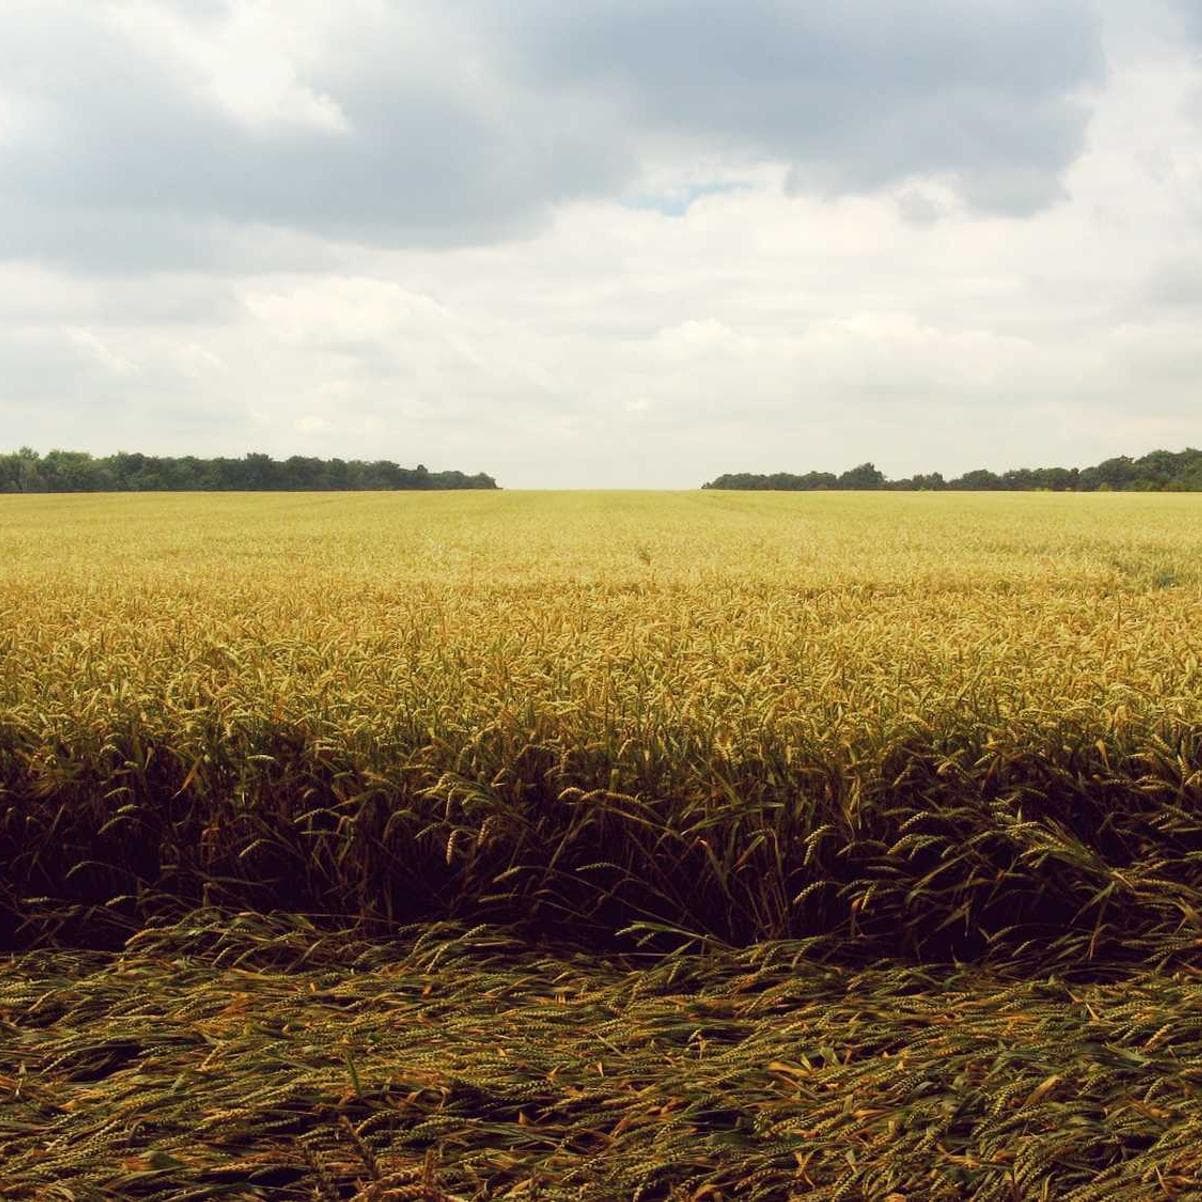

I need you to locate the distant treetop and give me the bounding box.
[701,449,1202,493]
[0,449,499,492]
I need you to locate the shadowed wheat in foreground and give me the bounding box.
[4,916,1202,1201]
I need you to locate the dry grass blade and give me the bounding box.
[3,916,1202,1200]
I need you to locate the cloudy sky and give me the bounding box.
[1,0,1199,487]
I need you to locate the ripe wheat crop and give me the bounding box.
[2,490,1201,1199]
[3,491,1199,962]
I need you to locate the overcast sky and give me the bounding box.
[1,0,1199,487]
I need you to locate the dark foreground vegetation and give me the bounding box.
[704,446,1202,492]
[0,448,498,491]
[4,699,1202,967]
[6,917,1201,1201]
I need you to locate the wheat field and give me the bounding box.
[3,491,1202,1199]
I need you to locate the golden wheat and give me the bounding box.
[2,491,1201,956]
[2,490,1201,1198]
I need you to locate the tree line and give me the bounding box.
[702,449,1202,492]
[0,449,498,492]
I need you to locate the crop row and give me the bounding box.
[3,568,1200,966]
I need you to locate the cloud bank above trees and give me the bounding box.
[0,0,1198,486]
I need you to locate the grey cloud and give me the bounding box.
[1143,259,1202,308]
[0,3,628,266]
[0,329,113,405]
[0,201,239,275]
[501,0,1103,214]
[0,0,1105,273]
[0,322,244,450]
[1175,1,1202,39]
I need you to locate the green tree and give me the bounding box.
[837,462,885,490]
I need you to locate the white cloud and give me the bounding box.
[105,1,352,134]
[0,1,1198,485]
